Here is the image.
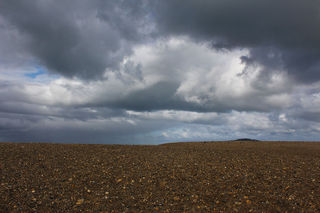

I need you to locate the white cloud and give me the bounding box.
[0,36,320,143]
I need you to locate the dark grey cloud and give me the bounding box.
[1,0,320,82]
[111,81,181,111]
[1,0,320,144]
[296,112,320,122]
[0,107,178,144]
[0,75,319,143]
[0,0,148,79]
[151,0,320,82]
[152,0,320,47]
[87,80,290,113]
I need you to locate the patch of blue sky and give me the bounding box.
[24,65,46,79]
[23,65,60,83]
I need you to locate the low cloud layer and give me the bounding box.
[0,0,320,143]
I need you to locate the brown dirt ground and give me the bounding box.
[0,141,320,212]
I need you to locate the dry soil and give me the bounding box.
[1,141,320,212]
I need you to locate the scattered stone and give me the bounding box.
[173,196,180,201]
[1,142,320,212]
[76,199,84,205]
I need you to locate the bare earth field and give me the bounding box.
[1,141,320,212]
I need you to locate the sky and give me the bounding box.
[1,0,320,144]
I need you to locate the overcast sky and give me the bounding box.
[1,0,320,144]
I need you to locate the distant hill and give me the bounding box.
[234,138,260,141]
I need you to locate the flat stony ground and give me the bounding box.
[1,142,320,212]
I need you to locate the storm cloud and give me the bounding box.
[151,0,320,82]
[0,0,150,79]
[0,0,320,143]
[2,0,320,81]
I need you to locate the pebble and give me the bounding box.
[76,199,84,205]
[1,142,320,212]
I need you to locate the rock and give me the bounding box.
[76,199,84,205]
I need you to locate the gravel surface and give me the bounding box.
[1,141,320,212]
